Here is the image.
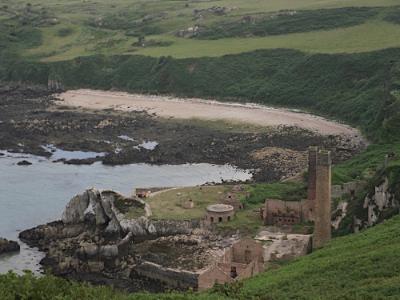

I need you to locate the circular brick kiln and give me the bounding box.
[206,204,234,223]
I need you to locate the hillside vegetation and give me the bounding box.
[2,48,399,143]
[2,214,400,299]
[195,7,380,39]
[0,1,400,60]
[1,1,400,297]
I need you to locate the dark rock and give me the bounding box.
[0,238,20,255]
[17,160,32,166]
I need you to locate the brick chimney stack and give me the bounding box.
[313,150,332,249]
[307,146,318,203]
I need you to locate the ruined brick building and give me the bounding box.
[197,238,264,290]
[221,192,244,211]
[262,147,332,249]
[134,238,264,291]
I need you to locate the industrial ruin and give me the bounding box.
[134,238,264,291]
[262,147,332,248]
[205,204,235,224]
[19,147,334,292]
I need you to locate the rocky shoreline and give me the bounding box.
[0,238,20,256]
[18,189,226,292]
[0,84,365,182]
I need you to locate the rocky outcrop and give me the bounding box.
[360,177,399,229]
[0,238,20,255]
[19,188,203,292]
[332,201,348,230]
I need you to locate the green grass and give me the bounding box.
[2,0,400,61]
[2,214,400,299]
[133,21,400,58]
[244,182,306,205]
[216,204,263,236]
[147,186,233,220]
[333,143,400,185]
[147,183,304,233]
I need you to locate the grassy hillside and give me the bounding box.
[2,214,400,299]
[1,0,400,61]
[226,214,400,299]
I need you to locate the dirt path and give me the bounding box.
[57,89,362,138]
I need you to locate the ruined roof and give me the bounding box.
[206,204,234,213]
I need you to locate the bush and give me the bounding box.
[196,7,379,39]
[57,27,73,37]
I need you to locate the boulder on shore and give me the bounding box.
[17,160,32,166]
[0,238,20,255]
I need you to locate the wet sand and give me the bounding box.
[57,89,362,138]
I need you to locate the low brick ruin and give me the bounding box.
[134,238,264,291]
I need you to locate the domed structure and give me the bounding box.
[205,204,234,224]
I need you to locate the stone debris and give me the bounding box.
[255,230,311,262]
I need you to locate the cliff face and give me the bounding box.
[330,166,400,237]
[358,177,400,230]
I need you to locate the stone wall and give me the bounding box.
[197,264,232,290]
[134,261,199,290]
[263,199,313,225]
[229,238,264,265]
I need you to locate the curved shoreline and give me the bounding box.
[57,89,364,142]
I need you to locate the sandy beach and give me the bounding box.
[57,89,362,138]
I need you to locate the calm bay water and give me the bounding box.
[0,151,251,274]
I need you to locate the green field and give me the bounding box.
[148,185,231,220]
[2,0,400,61]
[147,182,304,235]
[132,21,400,58]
